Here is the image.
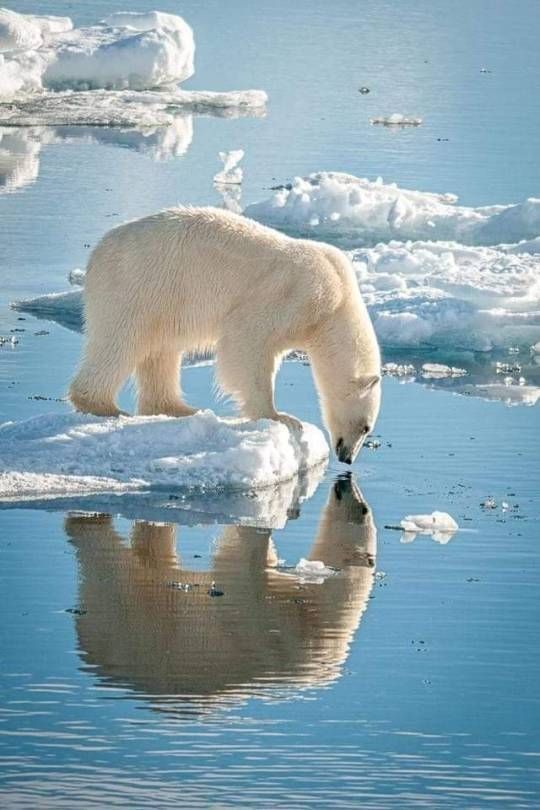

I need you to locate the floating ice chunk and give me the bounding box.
[214,149,244,185]
[0,410,329,502]
[382,362,417,378]
[353,239,540,351]
[400,511,458,543]
[294,558,337,584]
[41,12,195,91]
[532,342,540,353]
[421,363,467,379]
[68,268,85,286]
[245,172,540,247]
[370,114,422,126]
[480,497,497,509]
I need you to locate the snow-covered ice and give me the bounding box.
[245,173,540,248]
[400,511,459,543]
[0,9,194,96]
[214,149,244,185]
[0,410,329,504]
[354,240,540,351]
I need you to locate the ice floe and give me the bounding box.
[0,8,267,126]
[0,410,329,504]
[245,172,540,248]
[354,240,540,351]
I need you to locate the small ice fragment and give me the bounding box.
[68,268,86,286]
[501,501,510,511]
[358,86,370,94]
[496,361,521,374]
[481,497,497,509]
[374,571,386,580]
[508,346,520,354]
[365,439,381,449]
[214,149,244,185]
[382,362,417,378]
[370,114,422,126]
[400,511,459,535]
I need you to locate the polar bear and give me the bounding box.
[69,207,381,463]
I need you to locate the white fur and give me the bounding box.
[69,207,381,461]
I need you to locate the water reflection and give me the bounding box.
[64,476,376,715]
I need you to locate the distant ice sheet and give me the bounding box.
[0,410,329,505]
[245,172,540,248]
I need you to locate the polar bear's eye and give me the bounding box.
[363,425,370,434]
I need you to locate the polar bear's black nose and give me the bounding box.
[336,438,352,464]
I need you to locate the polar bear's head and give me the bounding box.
[325,374,381,464]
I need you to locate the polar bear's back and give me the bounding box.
[83,206,354,345]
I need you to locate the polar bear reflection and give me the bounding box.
[65,477,376,712]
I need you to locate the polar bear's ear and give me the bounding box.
[350,374,381,397]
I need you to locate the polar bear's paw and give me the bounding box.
[274,411,304,434]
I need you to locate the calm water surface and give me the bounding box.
[1,1,539,806]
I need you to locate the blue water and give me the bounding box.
[1,0,540,806]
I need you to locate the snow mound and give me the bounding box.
[400,511,458,543]
[0,410,329,502]
[245,172,540,248]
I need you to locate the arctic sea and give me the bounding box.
[1,0,539,806]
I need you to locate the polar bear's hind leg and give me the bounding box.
[136,349,197,417]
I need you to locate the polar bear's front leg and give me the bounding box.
[215,333,281,421]
[136,350,197,417]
